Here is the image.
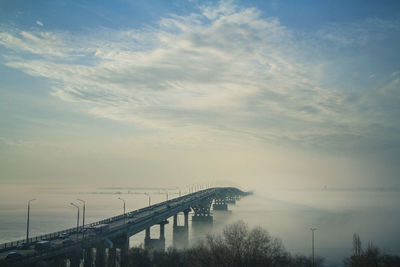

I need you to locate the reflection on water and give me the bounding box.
[0,184,399,266]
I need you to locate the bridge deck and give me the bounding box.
[0,187,247,266]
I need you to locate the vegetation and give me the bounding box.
[41,221,400,267]
[119,221,400,267]
[122,221,323,267]
[343,233,400,267]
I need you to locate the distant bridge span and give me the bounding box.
[0,187,250,267]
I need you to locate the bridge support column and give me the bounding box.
[107,248,117,267]
[64,247,82,267]
[192,198,213,225]
[173,209,190,249]
[83,248,94,267]
[107,234,129,267]
[144,227,151,246]
[184,209,189,230]
[69,253,81,267]
[144,220,169,251]
[191,198,213,243]
[114,234,129,267]
[213,197,228,211]
[95,242,106,267]
[119,243,129,267]
[48,255,67,267]
[226,194,237,205]
[160,222,165,241]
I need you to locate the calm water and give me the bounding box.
[0,184,399,266]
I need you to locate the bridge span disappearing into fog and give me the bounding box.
[0,187,250,267]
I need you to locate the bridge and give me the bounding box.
[0,187,250,267]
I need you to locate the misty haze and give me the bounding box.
[1,1,399,267]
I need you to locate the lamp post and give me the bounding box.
[118,197,126,222]
[166,191,168,201]
[144,193,151,206]
[77,199,85,237]
[26,199,36,243]
[70,203,80,238]
[310,228,317,267]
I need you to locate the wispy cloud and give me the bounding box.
[315,18,400,47]
[0,1,398,152]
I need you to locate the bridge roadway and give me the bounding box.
[0,187,246,266]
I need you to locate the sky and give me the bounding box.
[0,0,399,189]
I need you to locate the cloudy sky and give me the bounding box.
[0,0,399,188]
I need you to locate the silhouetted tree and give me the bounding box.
[122,221,323,267]
[125,247,151,267]
[363,242,380,267]
[152,248,186,267]
[380,254,400,267]
[344,233,400,267]
[193,220,292,267]
[184,242,213,267]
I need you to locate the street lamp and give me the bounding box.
[144,193,151,206]
[310,228,317,267]
[118,197,126,219]
[166,191,168,201]
[77,199,85,236]
[70,203,80,236]
[26,199,36,243]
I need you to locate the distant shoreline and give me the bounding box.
[283,187,400,192]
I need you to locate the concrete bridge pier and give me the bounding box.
[213,197,228,211]
[112,234,129,267]
[34,260,51,267]
[225,194,237,205]
[48,255,67,267]
[173,209,190,249]
[107,248,117,267]
[95,242,106,267]
[120,243,129,264]
[53,247,80,267]
[192,198,213,225]
[69,251,81,267]
[191,198,214,243]
[145,227,151,246]
[144,220,169,251]
[83,248,94,267]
